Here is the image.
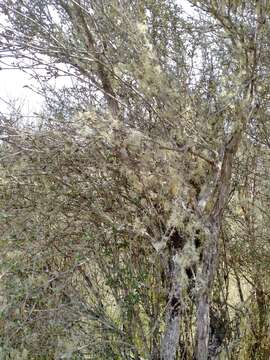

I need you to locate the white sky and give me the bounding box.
[0,66,43,115]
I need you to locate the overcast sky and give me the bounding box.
[0,64,43,116]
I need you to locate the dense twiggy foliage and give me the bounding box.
[0,1,270,359]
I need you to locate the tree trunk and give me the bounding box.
[195,222,219,360]
[195,125,246,358]
[160,251,183,360]
[208,307,227,359]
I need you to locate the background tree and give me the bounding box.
[0,1,270,359]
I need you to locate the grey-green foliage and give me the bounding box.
[0,1,270,359]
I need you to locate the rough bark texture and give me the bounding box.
[160,252,183,360]
[195,108,252,359]
[208,307,227,359]
[195,223,219,360]
[60,0,120,117]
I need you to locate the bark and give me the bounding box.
[195,222,219,360]
[195,124,248,359]
[208,307,227,359]
[160,251,183,360]
[160,229,189,360]
[192,4,259,355]
[60,0,120,117]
